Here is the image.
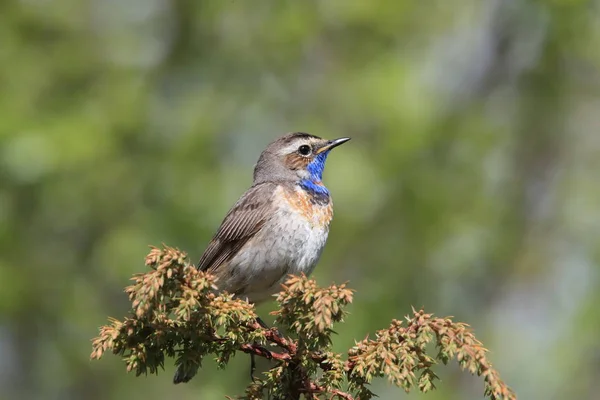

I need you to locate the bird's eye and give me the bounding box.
[298,144,311,156]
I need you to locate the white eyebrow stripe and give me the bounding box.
[276,140,305,155]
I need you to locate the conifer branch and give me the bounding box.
[91,245,516,400]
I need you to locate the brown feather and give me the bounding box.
[284,153,311,171]
[197,182,276,272]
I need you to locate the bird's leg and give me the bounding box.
[250,317,277,381]
[249,343,274,382]
[251,317,267,382]
[256,316,270,329]
[250,353,257,382]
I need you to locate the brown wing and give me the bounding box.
[197,182,277,272]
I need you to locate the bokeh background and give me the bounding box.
[1,0,600,399]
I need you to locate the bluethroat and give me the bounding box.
[173,132,349,383]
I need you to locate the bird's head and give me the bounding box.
[253,133,350,185]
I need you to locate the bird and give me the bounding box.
[173,132,350,384]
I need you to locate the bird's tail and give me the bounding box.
[173,361,199,384]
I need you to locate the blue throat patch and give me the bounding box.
[299,151,330,197]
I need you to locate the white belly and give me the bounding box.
[224,195,331,303]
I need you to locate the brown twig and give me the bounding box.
[240,343,291,362]
[305,382,354,400]
[241,321,354,399]
[246,321,297,354]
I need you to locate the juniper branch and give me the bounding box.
[91,244,515,400]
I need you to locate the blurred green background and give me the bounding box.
[1,0,599,399]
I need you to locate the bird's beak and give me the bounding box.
[315,137,351,154]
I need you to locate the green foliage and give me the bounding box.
[92,245,515,400]
[346,312,513,400]
[92,246,264,383]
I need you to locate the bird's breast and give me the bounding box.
[269,184,333,271]
[278,184,333,229]
[225,185,333,303]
